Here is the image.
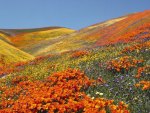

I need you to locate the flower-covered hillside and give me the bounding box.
[0,10,150,113]
[0,38,149,112]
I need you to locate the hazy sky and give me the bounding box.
[0,0,150,30]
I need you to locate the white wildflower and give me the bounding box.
[91,97,95,100]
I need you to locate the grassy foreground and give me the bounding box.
[0,39,149,113]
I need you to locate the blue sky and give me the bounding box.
[0,0,150,30]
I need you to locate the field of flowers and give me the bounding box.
[0,37,149,112]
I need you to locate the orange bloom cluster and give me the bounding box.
[11,75,29,85]
[0,66,6,77]
[0,69,130,113]
[9,34,25,45]
[141,33,150,39]
[0,62,30,78]
[34,55,53,61]
[0,65,14,77]
[107,56,143,72]
[122,41,150,54]
[14,55,53,67]
[109,22,150,44]
[0,57,13,77]
[135,66,150,78]
[71,51,89,58]
[109,101,129,113]
[14,61,28,67]
[135,80,150,90]
[95,10,150,46]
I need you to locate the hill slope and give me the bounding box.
[0,37,149,113]
[0,32,12,44]
[23,10,150,56]
[9,28,74,50]
[0,10,150,113]
[22,16,127,55]
[0,26,65,36]
[0,10,149,56]
[0,39,34,65]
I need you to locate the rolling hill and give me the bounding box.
[0,39,34,65]
[17,10,150,56]
[0,26,66,36]
[18,16,127,56]
[1,10,149,56]
[9,28,74,50]
[0,32,12,44]
[0,10,150,113]
[0,27,75,55]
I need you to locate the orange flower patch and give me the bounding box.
[0,65,15,77]
[122,41,150,54]
[110,23,150,45]
[71,50,89,58]
[0,69,130,113]
[107,56,143,73]
[135,66,150,78]
[95,11,150,46]
[135,80,150,90]
[11,75,30,85]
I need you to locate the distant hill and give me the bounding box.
[9,28,74,49]
[0,26,65,36]
[23,10,150,56]
[0,27,75,56]
[0,10,149,56]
